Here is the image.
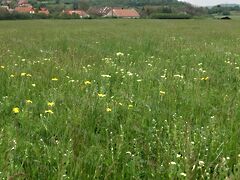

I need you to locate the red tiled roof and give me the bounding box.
[15,6,35,13]
[112,9,140,18]
[65,10,89,17]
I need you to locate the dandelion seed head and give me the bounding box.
[199,160,205,167]
[180,173,187,177]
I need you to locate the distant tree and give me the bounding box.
[232,6,240,11]
[79,0,89,11]
[222,10,230,16]
[73,0,78,10]
[161,6,172,13]
[48,4,65,14]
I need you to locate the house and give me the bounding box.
[105,8,140,18]
[87,6,112,16]
[0,5,9,11]
[15,6,35,14]
[1,5,14,13]
[38,7,49,15]
[63,10,89,18]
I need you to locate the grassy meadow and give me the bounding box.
[0,19,240,179]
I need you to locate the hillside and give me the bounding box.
[88,0,178,6]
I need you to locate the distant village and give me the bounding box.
[0,0,141,18]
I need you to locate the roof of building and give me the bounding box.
[111,8,140,18]
[15,6,34,13]
[87,7,112,16]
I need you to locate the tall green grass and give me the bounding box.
[0,19,240,179]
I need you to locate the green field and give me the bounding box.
[0,19,240,179]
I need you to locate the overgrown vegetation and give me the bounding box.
[0,19,240,179]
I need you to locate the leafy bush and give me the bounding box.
[150,13,191,19]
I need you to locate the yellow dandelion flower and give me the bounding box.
[52,77,58,81]
[201,77,209,81]
[10,74,15,78]
[21,73,26,76]
[98,93,106,97]
[160,91,166,96]
[45,109,54,114]
[12,107,20,114]
[47,102,55,107]
[1,65,5,69]
[106,107,112,112]
[26,74,32,77]
[84,80,91,85]
[128,104,133,108]
[26,100,33,104]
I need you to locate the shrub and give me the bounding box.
[150,13,191,19]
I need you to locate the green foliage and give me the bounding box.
[150,12,191,19]
[222,10,231,16]
[208,5,240,15]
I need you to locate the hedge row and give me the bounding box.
[150,13,192,19]
[0,12,91,20]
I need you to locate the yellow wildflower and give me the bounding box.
[98,93,106,97]
[32,84,36,87]
[128,104,133,108]
[26,74,32,77]
[160,91,166,96]
[26,100,33,104]
[84,80,91,85]
[12,107,20,114]
[45,110,54,114]
[106,107,112,112]
[21,73,26,76]
[52,77,58,81]
[116,52,124,56]
[1,65,4,69]
[47,102,55,107]
[10,74,15,78]
[201,77,209,81]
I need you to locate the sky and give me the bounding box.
[179,0,240,6]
